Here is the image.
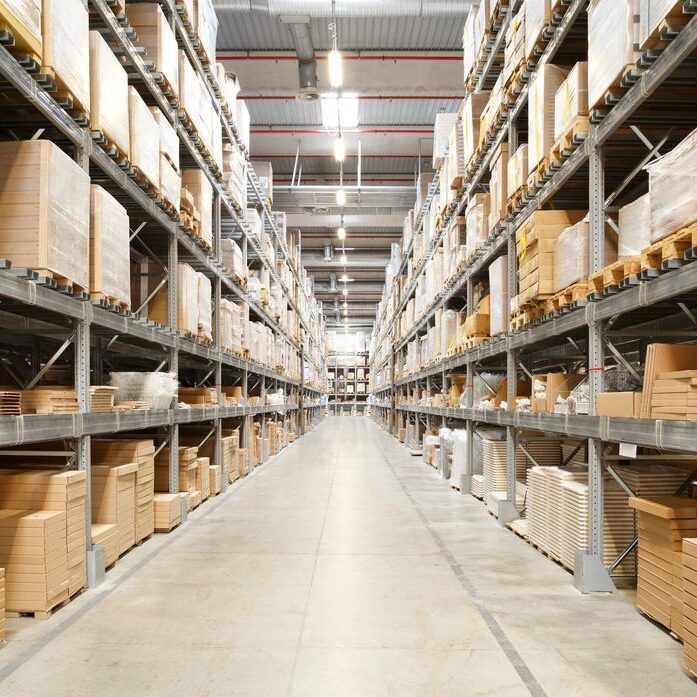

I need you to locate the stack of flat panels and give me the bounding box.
[682,538,697,677]
[650,371,697,420]
[154,446,198,496]
[620,463,688,496]
[0,470,87,596]
[198,457,210,501]
[210,464,222,495]
[0,568,4,640]
[471,474,485,499]
[237,448,248,476]
[546,467,588,562]
[0,510,68,615]
[91,523,119,568]
[603,479,636,578]
[630,496,697,638]
[527,467,550,553]
[89,386,118,412]
[91,463,137,556]
[153,493,181,532]
[561,481,588,571]
[92,440,155,543]
[20,388,78,414]
[0,391,21,415]
[178,387,218,407]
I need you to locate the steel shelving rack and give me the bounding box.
[370,0,697,592]
[0,0,325,582]
[327,351,369,415]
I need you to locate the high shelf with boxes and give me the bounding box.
[371,0,697,662]
[328,351,370,416]
[0,0,325,619]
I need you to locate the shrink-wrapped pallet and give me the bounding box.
[1,0,42,57]
[416,172,435,216]
[149,107,179,170]
[462,91,490,168]
[197,272,212,341]
[195,0,218,66]
[90,185,131,307]
[489,255,509,336]
[508,144,528,195]
[125,3,179,97]
[222,72,240,116]
[588,0,639,110]
[554,62,588,142]
[553,220,617,292]
[224,141,247,208]
[433,112,458,167]
[128,87,160,190]
[236,99,250,151]
[0,140,89,289]
[465,193,490,258]
[646,128,697,243]
[639,0,685,51]
[528,64,569,172]
[210,103,223,172]
[221,238,248,284]
[88,31,129,158]
[503,4,525,86]
[462,9,478,82]
[479,73,504,147]
[524,0,551,59]
[252,161,274,205]
[149,263,199,334]
[474,1,491,51]
[159,155,181,211]
[488,143,509,234]
[181,169,213,248]
[618,193,651,257]
[42,0,90,115]
[178,51,210,143]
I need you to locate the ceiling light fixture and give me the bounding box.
[337,226,346,240]
[333,135,346,162]
[340,273,349,283]
[339,253,347,265]
[336,187,346,206]
[327,48,343,89]
[342,288,348,296]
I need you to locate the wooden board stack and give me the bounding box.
[682,538,697,677]
[178,387,218,407]
[650,371,697,421]
[154,446,199,499]
[0,391,21,416]
[153,493,181,532]
[92,440,155,543]
[210,464,222,495]
[198,457,210,501]
[0,568,4,641]
[0,470,87,596]
[0,510,68,617]
[91,463,137,557]
[91,523,119,568]
[20,387,78,414]
[89,386,118,412]
[561,481,588,571]
[640,344,697,418]
[629,496,697,638]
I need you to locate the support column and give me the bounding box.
[462,277,474,495]
[575,142,615,593]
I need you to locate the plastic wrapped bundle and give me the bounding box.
[2,0,41,57]
[210,103,223,172]
[525,0,551,59]
[196,75,214,154]
[618,194,651,257]
[466,193,490,258]
[149,263,198,334]
[462,9,478,83]
[0,140,90,289]
[554,62,588,142]
[236,99,250,151]
[646,128,697,243]
[528,64,568,172]
[639,0,686,50]
[109,372,177,410]
[197,273,212,341]
[89,185,130,307]
[462,92,490,168]
[89,31,129,158]
[195,0,218,66]
[489,256,509,337]
[553,220,617,292]
[149,107,179,170]
[252,162,274,204]
[181,169,213,248]
[503,4,525,86]
[223,142,247,207]
[222,72,240,116]
[245,208,263,238]
[488,143,509,234]
[125,3,179,98]
[508,144,528,194]
[433,113,458,167]
[221,238,248,283]
[159,154,181,211]
[128,87,160,190]
[43,0,90,116]
[588,0,638,110]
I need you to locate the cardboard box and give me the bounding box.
[128,87,160,190]
[528,64,569,172]
[596,392,642,418]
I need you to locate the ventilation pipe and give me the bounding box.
[279,16,319,100]
[328,273,337,291]
[323,243,334,261]
[216,1,467,17]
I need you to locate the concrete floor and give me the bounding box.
[0,416,694,696]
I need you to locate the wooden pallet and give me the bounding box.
[507,185,529,215]
[590,64,640,123]
[37,65,90,127]
[132,165,159,199]
[504,62,529,105]
[16,268,89,297]
[550,115,589,163]
[641,226,695,278]
[510,305,544,331]
[6,587,74,621]
[0,7,42,62]
[91,292,131,313]
[640,2,693,51]
[460,336,488,351]
[587,256,642,300]
[90,130,129,166]
[526,157,553,192]
[546,282,588,314]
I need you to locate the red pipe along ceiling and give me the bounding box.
[242,95,461,100]
[250,129,432,134]
[216,54,461,61]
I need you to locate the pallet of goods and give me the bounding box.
[551,62,589,163]
[0,0,43,63]
[683,538,697,677]
[507,144,528,214]
[153,493,181,532]
[91,523,119,568]
[92,463,137,558]
[128,86,161,194]
[151,108,181,215]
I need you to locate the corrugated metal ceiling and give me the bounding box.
[254,155,431,175]
[216,14,465,51]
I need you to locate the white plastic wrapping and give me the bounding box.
[210,103,223,172]
[159,155,181,210]
[223,141,247,208]
[89,185,130,306]
[433,112,458,167]
[109,372,177,410]
[554,62,588,142]
[128,87,160,189]
[466,193,490,257]
[639,0,682,49]
[524,0,551,59]
[489,256,509,336]
[462,9,478,82]
[646,128,697,243]
[181,169,213,248]
[0,140,90,289]
[245,208,263,238]
[488,143,508,233]
[178,50,201,126]
[149,263,198,334]
[125,3,179,97]
[221,238,248,284]
[508,144,528,193]
[89,31,129,158]
[195,0,218,66]
[528,64,568,171]
[462,92,490,167]
[149,107,179,170]
[588,0,638,110]
[449,429,468,487]
[503,4,525,85]
[43,0,90,115]
[197,272,212,340]
[197,74,213,154]
[252,161,274,203]
[222,72,240,115]
[3,0,41,54]
[618,193,651,257]
[236,99,251,151]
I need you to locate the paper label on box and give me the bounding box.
[619,442,637,458]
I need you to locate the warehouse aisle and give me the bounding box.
[0,417,693,696]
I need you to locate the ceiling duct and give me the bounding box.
[323,243,334,261]
[328,273,337,291]
[216,1,468,17]
[280,17,319,101]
